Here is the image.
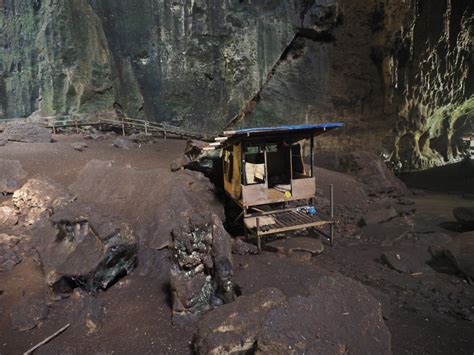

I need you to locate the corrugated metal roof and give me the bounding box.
[224,122,344,137]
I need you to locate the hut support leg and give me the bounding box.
[330,184,334,246]
[256,217,261,253]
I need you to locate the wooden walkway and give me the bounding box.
[1,114,213,141]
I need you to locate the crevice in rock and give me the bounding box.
[225,30,334,129]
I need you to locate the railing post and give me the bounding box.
[121,116,125,136]
[145,121,148,135]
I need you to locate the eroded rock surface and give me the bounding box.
[2,122,51,143]
[195,273,391,354]
[170,214,235,324]
[195,288,286,354]
[70,160,224,250]
[12,178,74,225]
[33,203,138,296]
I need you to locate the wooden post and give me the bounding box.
[310,137,314,178]
[256,217,261,253]
[330,184,334,246]
[145,121,148,135]
[74,117,79,133]
[121,116,125,136]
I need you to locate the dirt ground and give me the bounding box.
[0,134,473,354]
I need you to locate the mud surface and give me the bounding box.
[0,135,473,354]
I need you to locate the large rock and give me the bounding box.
[0,206,18,228]
[2,122,52,143]
[71,142,88,151]
[33,203,138,296]
[256,275,391,354]
[170,214,235,324]
[195,288,286,354]
[70,160,224,250]
[0,159,28,193]
[444,232,474,279]
[171,140,222,185]
[453,207,474,231]
[382,249,432,274]
[195,273,392,354]
[340,151,408,196]
[0,234,23,271]
[12,178,74,225]
[113,137,138,150]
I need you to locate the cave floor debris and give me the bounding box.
[0,134,473,354]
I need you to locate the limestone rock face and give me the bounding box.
[1,0,472,170]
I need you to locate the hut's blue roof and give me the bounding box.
[224,123,344,140]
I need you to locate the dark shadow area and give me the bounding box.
[400,159,474,194]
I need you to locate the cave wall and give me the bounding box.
[0,0,472,170]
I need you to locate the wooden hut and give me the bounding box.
[211,123,343,251]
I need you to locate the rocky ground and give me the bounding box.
[0,132,473,354]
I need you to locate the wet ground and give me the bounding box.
[0,134,473,354]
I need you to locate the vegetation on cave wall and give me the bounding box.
[0,0,472,170]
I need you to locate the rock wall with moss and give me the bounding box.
[0,0,472,170]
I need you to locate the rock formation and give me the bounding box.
[0,0,472,170]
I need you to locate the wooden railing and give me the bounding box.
[1,114,213,141]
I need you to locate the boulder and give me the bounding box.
[340,151,408,196]
[359,207,397,226]
[418,232,453,257]
[10,296,49,331]
[113,137,138,150]
[0,135,7,146]
[0,159,27,193]
[0,234,22,271]
[70,160,224,252]
[232,238,259,255]
[382,249,432,274]
[256,274,391,354]
[0,206,18,228]
[170,214,235,324]
[83,133,105,140]
[196,274,392,354]
[444,232,474,279]
[33,203,138,296]
[12,178,74,225]
[71,142,88,151]
[195,288,286,354]
[171,140,222,184]
[453,207,474,230]
[3,121,52,143]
